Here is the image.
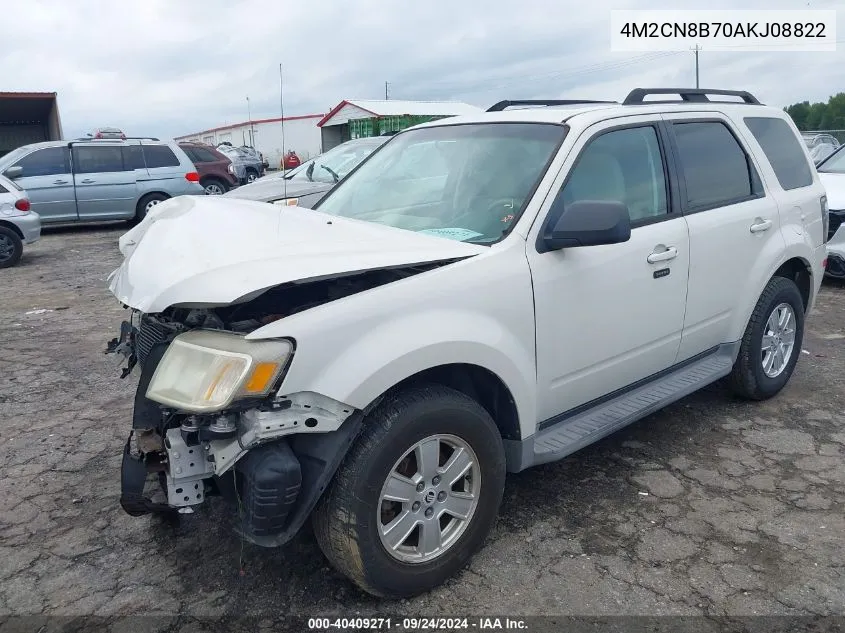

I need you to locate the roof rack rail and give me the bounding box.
[486,99,616,112]
[69,136,161,143]
[623,88,761,105]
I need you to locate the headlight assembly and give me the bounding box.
[146,330,293,413]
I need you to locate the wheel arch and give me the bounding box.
[0,220,24,239]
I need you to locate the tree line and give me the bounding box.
[784,93,845,131]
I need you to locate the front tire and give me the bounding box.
[313,385,506,598]
[729,276,805,400]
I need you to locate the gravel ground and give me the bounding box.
[1,226,844,631]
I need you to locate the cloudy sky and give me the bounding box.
[3,0,843,139]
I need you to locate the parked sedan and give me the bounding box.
[224,136,388,208]
[0,173,40,268]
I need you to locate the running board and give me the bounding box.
[505,343,737,472]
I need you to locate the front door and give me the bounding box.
[7,146,77,222]
[72,144,137,220]
[527,118,690,422]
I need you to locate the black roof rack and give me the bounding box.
[487,99,616,112]
[623,88,761,105]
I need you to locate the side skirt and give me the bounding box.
[504,342,739,472]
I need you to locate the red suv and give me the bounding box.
[178,142,239,195]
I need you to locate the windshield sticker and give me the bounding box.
[418,227,485,242]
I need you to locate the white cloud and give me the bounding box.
[2,0,843,138]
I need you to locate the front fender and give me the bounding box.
[286,309,536,438]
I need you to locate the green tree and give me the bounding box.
[785,101,810,129]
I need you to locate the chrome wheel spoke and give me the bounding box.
[382,473,418,503]
[763,350,776,374]
[415,437,440,479]
[441,447,472,486]
[382,510,419,551]
[419,521,443,556]
[761,302,797,378]
[443,492,474,520]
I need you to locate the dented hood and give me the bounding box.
[108,195,485,313]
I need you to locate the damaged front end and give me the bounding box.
[107,303,365,547]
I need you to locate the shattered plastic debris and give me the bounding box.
[25,309,53,315]
[801,349,810,355]
[638,491,649,496]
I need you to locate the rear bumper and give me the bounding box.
[12,212,42,244]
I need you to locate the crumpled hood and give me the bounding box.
[820,172,845,210]
[223,178,331,203]
[108,195,485,313]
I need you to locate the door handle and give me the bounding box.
[647,246,678,264]
[750,218,772,233]
[80,179,95,184]
[53,179,68,185]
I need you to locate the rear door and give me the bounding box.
[72,144,137,220]
[662,113,782,361]
[141,143,184,186]
[7,147,77,222]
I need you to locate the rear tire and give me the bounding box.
[729,276,805,400]
[312,385,506,598]
[0,226,23,269]
[245,169,258,183]
[135,193,169,222]
[202,178,227,195]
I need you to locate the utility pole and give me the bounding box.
[691,45,701,88]
[385,81,390,100]
[246,96,255,146]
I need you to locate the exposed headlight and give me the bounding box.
[227,164,236,174]
[146,330,293,413]
[273,198,299,207]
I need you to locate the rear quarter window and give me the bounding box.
[142,145,180,168]
[744,117,814,190]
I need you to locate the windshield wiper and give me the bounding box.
[320,164,340,183]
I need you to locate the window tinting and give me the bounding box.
[560,126,668,223]
[673,122,753,209]
[142,145,180,168]
[123,145,146,170]
[0,182,6,193]
[192,147,221,163]
[14,147,69,177]
[73,146,126,174]
[744,117,813,190]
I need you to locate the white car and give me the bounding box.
[0,173,40,268]
[106,89,827,598]
[816,145,845,278]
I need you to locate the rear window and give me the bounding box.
[142,145,180,168]
[194,147,221,162]
[744,117,813,190]
[672,121,756,210]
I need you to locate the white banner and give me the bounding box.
[611,10,837,52]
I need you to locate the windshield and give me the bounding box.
[290,139,385,184]
[819,145,845,173]
[315,123,566,244]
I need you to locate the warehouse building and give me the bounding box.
[317,99,481,151]
[176,113,323,169]
[0,92,63,158]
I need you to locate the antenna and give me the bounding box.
[280,63,287,200]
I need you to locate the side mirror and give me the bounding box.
[3,166,23,180]
[539,200,631,252]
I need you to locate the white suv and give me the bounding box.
[107,88,828,598]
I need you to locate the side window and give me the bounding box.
[73,146,126,174]
[123,145,146,170]
[744,117,813,191]
[560,126,668,223]
[142,145,180,168]
[672,121,756,210]
[195,147,220,163]
[13,147,70,177]
[0,182,6,193]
